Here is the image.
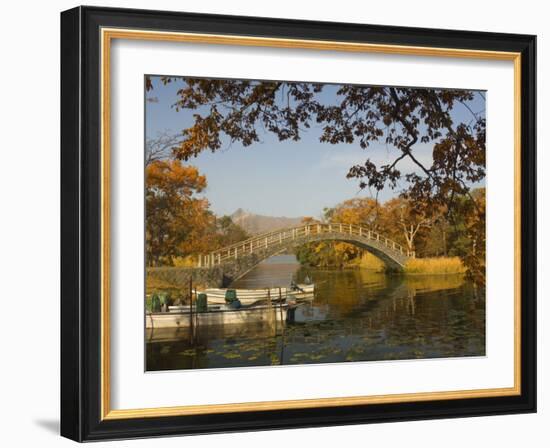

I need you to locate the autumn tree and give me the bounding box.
[328,198,381,229]
[216,215,250,247]
[446,188,486,285]
[418,210,451,257]
[145,159,214,266]
[381,197,438,254]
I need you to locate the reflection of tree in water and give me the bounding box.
[283,270,485,362]
[147,266,485,370]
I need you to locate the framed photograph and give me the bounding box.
[61,6,536,441]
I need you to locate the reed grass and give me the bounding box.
[404,256,466,275]
[145,275,182,296]
[347,252,386,272]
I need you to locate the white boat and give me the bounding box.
[287,284,315,300]
[146,303,289,329]
[200,284,314,305]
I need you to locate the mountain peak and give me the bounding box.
[231,208,248,218]
[230,210,304,234]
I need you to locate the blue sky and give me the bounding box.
[145,77,485,218]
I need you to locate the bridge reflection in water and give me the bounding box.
[146,255,485,371]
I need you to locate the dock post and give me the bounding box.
[279,288,284,314]
[194,286,199,336]
[267,288,275,330]
[189,278,194,339]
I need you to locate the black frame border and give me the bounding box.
[61,6,536,442]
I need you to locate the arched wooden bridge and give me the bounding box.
[197,223,414,278]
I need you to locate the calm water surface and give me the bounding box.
[146,255,485,371]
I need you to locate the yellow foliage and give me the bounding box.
[145,275,181,296]
[404,274,465,292]
[404,257,466,275]
[347,252,386,272]
[172,256,197,267]
[146,159,216,265]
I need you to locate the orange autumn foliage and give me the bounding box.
[145,160,215,266]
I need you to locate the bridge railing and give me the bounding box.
[197,223,414,268]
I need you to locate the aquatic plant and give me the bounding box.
[404,257,466,275]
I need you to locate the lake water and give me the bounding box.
[146,255,485,371]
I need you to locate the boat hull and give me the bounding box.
[146,305,288,329]
[201,284,314,304]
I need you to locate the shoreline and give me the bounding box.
[297,264,467,277]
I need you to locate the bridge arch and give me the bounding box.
[198,223,414,284]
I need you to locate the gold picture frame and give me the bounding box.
[61,6,536,441]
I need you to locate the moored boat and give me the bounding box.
[146,303,289,329]
[289,283,315,300]
[200,284,314,305]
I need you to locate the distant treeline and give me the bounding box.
[295,191,485,284]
